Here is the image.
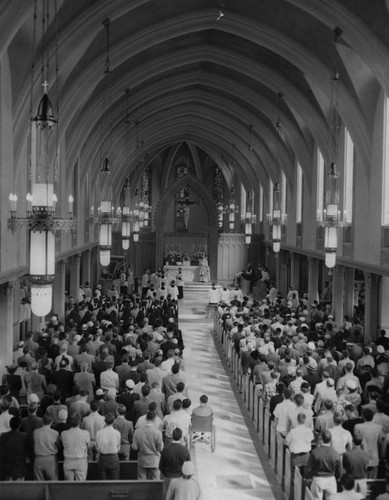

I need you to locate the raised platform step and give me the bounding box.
[184,282,212,291]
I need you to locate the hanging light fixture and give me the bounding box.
[242,191,257,244]
[91,18,119,266]
[121,179,131,250]
[227,186,239,231]
[316,28,347,268]
[8,1,75,317]
[267,93,287,253]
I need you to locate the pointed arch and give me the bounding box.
[154,173,219,229]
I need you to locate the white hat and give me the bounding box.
[346,379,357,390]
[377,345,385,354]
[125,379,135,389]
[182,461,195,476]
[27,393,40,404]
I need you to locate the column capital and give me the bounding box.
[56,259,67,272]
[70,253,81,265]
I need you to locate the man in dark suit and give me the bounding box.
[159,427,191,496]
[52,359,74,402]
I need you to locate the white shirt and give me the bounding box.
[81,411,105,440]
[100,369,119,391]
[329,425,353,455]
[285,424,314,454]
[96,425,121,454]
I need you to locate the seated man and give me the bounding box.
[191,395,213,442]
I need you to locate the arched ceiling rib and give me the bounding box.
[5,0,388,200]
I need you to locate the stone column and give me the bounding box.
[331,265,344,326]
[81,249,92,285]
[308,257,319,303]
[364,272,380,343]
[91,246,99,286]
[344,267,355,318]
[69,254,81,301]
[0,282,15,376]
[155,224,164,271]
[53,260,67,322]
[209,226,219,282]
[290,252,300,292]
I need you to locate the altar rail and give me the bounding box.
[213,319,387,500]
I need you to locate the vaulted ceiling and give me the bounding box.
[3,0,389,196]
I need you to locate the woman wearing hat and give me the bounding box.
[165,461,200,500]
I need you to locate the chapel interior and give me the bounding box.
[1,1,389,499]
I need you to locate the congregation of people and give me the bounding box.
[215,267,389,500]
[0,264,208,500]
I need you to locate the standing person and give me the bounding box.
[113,404,133,461]
[24,362,47,401]
[0,416,30,481]
[305,429,342,500]
[81,400,105,460]
[95,413,121,479]
[159,428,191,496]
[333,474,364,500]
[166,461,201,500]
[176,268,184,300]
[141,269,150,297]
[354,407,385,478]
[207,283,219,318]
[132,410,164,480]
[285,413,314,468]
[61,413,90,481]
[33,414,59,480]
[199,256,209,283]
[342,435,369,497]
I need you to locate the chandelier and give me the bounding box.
[218,185,239,231]
[241,191,257,244]
[8,1,75,318]
[267,93,287,253]
[316,28,347,269]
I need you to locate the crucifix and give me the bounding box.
[176,185,199,229]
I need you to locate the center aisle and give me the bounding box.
[178,283,280,500]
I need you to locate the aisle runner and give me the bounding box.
[179,288,277,500]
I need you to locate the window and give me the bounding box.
[296,162,303,223]
[317,148,324,217]
[269,179,273,215]
[240,183,246,220]
[343,128,354,223]
[383,96,389,224]
[259,184,263,222]
[281,171,287,215]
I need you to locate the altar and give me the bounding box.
[163,265,200,283]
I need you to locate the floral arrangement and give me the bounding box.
[165,249,182,264]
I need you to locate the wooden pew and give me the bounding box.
[1,480,163,500]
[26,461,138,481]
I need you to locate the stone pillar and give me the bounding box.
[81,249,92,285]
[380,276,389,332]
[91,246,99,286]
[331,265,344,326]
[53,260,67,322]
[308,257,319,303]
[290,252,300,292]
[344,267,355,318]
[69,254,81,301]
[0,282,15,376]
[209,226,219,282]
[364,272,380,343]
[155,224,164,271]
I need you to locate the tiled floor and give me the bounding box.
[179,285,281,500]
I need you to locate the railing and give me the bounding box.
[213,317,387,500]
